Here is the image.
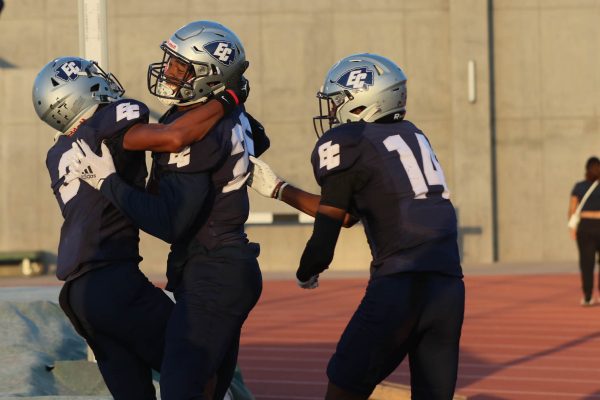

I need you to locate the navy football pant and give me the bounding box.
[160,243,262,400]
[327,272,465,399]
[59,263,174,400]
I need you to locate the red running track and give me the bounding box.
[238,274,600,400]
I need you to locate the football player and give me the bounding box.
[248,54,465,400]
[69,21,268,400]
[33,56,247,399]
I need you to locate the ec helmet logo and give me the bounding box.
[204,41,236,65]
[56,60,82,81]
[336,67,374,90]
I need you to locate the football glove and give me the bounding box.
[68,139,116,190]
[215,74,250,114]
[248,156,288,200]
[297,274,319,290]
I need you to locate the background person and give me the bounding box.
[569,156,600,306]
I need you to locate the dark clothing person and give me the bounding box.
[47,100,173,400]
[570,157,600,305]
[302,120,464,398]
[99,106,268,399]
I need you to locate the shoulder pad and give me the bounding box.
[76,99,150,146]
[311,123,364,185]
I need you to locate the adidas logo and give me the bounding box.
[81,166,96,180]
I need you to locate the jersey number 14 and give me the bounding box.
[383,133,450,199]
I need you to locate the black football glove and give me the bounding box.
[215,75,250,115]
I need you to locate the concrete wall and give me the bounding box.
[494,0,600,262]
[0,0,593,275]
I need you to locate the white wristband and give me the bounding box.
[277,182,289,200]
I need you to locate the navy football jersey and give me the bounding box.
[150,106,265,251]
[311,120,462,278]
[46,99,149,281]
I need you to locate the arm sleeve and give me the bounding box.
[296,212,343,282]
[99,171,210,243]
[320,169,357,210]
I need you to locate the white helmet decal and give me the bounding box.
[56,60,82,81]
[204,41,236,65]
[336,67,374,90]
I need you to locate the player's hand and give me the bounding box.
[570,228,577,240]
[248,156,287,199]
[228,75,250,105]
[297,274,319,289]
[68,139,116,190]
[216,74,250,113]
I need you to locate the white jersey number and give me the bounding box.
[168,146,191,168]
[223,113,254,193]
[383,133,449,199]
[57,147,81,205]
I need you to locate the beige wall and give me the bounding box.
[494,0,600,262]
[0,0,594,275]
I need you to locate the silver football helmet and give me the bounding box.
[148,20,248,106]
[313,53,407,136]
[32,57,125,133]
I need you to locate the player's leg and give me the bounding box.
[325,273,421,399]
[214,333,240,400]
[115,267,174,371]
[577,220,596,303]
[61,266,162,399]
[91,332,158,400]
[160,245,262,399]
[408,274,465,400]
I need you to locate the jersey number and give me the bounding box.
[223,113,254,193]
[57,147,81,205]
[168,146,191,168]
[383,133,449,199]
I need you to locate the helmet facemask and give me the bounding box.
[148,43,213,106]
[312,90,354,138]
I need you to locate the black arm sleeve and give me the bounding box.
[296,212,343,282]
[99,171,210,244]
[319,168,369,210]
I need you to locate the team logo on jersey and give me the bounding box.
[203,41,236,65]
[56,60,82,81]
[336,67,374,90]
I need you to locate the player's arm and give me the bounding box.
[123,78,249,153]
[68,140,208,243]
[123,99,225,153]
[248,156,358,228]
[295,171,355,286]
